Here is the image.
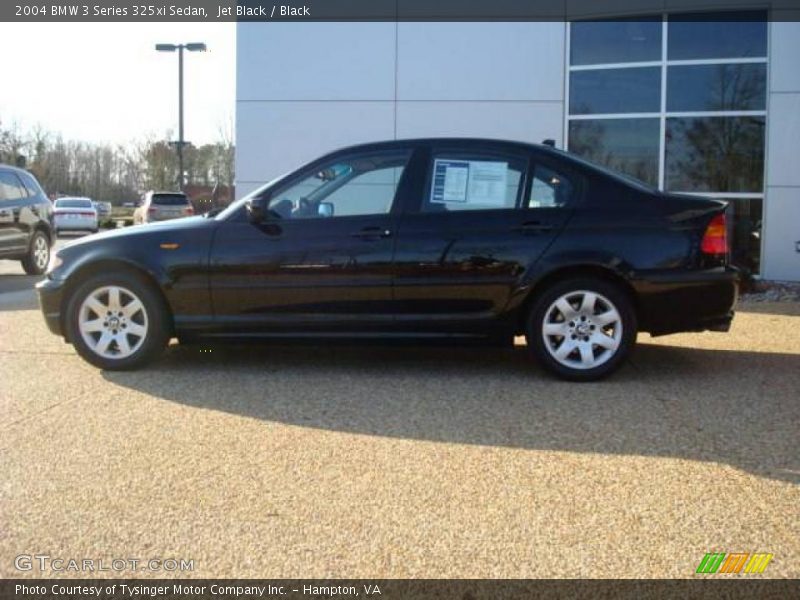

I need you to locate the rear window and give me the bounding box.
[55,199,93,208]
[152,194,189,206]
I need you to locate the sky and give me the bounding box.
[0,22,236,146]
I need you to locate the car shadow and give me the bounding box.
[0,274,42,311]
[102,340,799,484]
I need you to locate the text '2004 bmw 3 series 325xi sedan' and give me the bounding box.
[37,139,738,381]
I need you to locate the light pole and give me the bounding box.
[155,42,206,190]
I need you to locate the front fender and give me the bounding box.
[51,219,216,319]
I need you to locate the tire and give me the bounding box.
[525,277,637,381]
[21,230,50,275]
[65,271,170,370]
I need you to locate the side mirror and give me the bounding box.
[246,196,267,222]
[318,202,334,218]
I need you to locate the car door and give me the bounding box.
[0,170,30,255]
[392,143,577,334]
[209,146,414,332]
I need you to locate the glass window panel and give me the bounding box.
[668,12,767,60]
[0,172,26,201]
[570,17,662,66]
[570,68,661,115]
[665,117,765,193]
[528,165,575,208]
[424,155,525,213]
[568,118,660,186]
[667,64,766,112]
[726,197,763,275]
[268,151,409,219]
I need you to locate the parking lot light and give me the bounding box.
[154,42,207,190]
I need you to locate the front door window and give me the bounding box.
[267,151,410,220]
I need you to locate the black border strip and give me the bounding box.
[3,1,800,22]
[2,579,799,600]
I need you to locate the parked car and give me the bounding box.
[37,139,738,379]
[0,164,54,275]
[94,201,112,218]
[53,197,98,235]
[133,191,194,224]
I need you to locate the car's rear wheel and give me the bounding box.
[66,272,170,370]
[526,278,637,381]
[21,230,50,275]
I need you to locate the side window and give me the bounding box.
[527,164,575,208]
[267,150,410,219]
[423,153,525,213]
[17,172,44,200]
[0,172,26,201]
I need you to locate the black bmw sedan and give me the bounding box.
[37,138,738,380]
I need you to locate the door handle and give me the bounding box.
[513,221,555,234]
[351,227,392,239]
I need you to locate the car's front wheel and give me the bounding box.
[66,272,170,370]
[526,278,637,381]
[21,230,50,275]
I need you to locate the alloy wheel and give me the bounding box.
[78,286,148,359]
[33,235,49,271]
[541,290,622,370]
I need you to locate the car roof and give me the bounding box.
[317,137,660,194]
[55,196,92,202]
[0,163,36,175]
[329,137,549,154]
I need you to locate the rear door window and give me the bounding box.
[421,151,527,213]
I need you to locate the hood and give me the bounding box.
[60,216,212,250]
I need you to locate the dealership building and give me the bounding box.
[236,4,800,282]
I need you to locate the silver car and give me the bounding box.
[53,197,98,235]
[93,201,112,218]
[133,191,194,224]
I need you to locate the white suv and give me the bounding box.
[133,191,194,224]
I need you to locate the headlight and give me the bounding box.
[47,252,63,273]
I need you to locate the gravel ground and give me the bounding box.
[0,258,798,579]
[741,281,800,303]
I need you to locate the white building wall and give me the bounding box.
[763,15,800,281]
[235,21,566,197]
[235,22,397,197]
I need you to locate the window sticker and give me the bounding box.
[432,160,470,203]
[431,159,509,206]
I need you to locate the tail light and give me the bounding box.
[184,206,194,215]
[148,206,157,213]
[701,213,728,256]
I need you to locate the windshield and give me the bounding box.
[215,172,290,220]
[55,198,93,208]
